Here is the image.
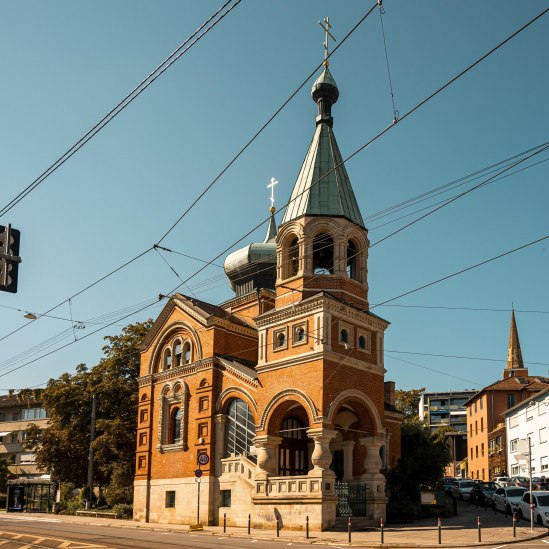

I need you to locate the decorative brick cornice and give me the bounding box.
[151,358,214,384]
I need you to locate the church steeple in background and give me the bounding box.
[503,308,528,378]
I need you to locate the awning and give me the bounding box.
[0,431,11,436]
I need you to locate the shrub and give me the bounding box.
[112,503,133,519]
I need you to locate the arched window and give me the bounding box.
[340,329,349,344]
[289,237,299,277]
[170,407,181,444]
[224,399,256,462]
[279,417,308,476]
[174,341,182,367]
[346,240,359,281]
[163,348,172,371]
[313,233,334,274]
[358,335,367,350]
[182,341,192,364]
[277,332,286,348]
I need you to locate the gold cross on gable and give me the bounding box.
[318,17,336,67]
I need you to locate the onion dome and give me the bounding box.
[224,209,277,296]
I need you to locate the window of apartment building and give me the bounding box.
[474,402,477,413]
[540,427,547,444]
[479,398,483,410]
[482,468,485,480]
[481,443,485,456]
[489,439,495,453]
[475,446,478,458]
[19,453,36,464]
[10,432,18,443]
[541,456,548,472]
[510,439,518,452]
[165,491,176,508]
[496,435,502,448]
[469,407,472,416]
[511,464,520,475]
[22,408,47,420]
[475,421,478,435]
[540,401,547,415]
[470,448,473,459]
[509,416,518,428]
[507,394,516,409]
[469,423,472,437]
[12,413,19,421]
[480,418,484,432]
[527,401,535,421]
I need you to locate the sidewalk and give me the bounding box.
[13,503,549,547]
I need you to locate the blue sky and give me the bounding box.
[0,1,547,394]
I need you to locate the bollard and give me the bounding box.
[380,517,384,544]
[306,516,309,539]
[223,513,226,533]
[513,513,517,537]
[477,516,481,542]
[438,517,442,545]
[248,513,251,535]
[276,518,280,537]
[348,517,352,543]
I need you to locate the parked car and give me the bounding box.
[470,481,498,505]
[516,491,549,527]
[451,480,475,501]
[508,476,530,488]
[492,486,527,514]
[443,477,456,494]
[491,476,510,487]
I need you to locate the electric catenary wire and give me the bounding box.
[377,0,399,123]
[0,0,241,219]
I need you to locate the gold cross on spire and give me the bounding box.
[318,17,336,67]
[267,177,278,213]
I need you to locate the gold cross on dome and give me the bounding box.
[267,177,278,209]
[318,17,336,67]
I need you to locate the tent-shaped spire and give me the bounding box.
[506,309,525,371]
[282,67,364,228]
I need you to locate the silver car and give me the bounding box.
[451,480,475,501]
[517,491,549,527]
[492,486,526,514]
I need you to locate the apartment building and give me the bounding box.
[505,388,549,478]
[419,390,477,433]
[0,395,49,478]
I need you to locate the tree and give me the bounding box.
[25,320,153,504]
[395,388,426,427]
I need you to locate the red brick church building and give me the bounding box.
[133,61,402,530]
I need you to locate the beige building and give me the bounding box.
[0,395,48,478]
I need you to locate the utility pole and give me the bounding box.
[86,394,96,510]
[528,436,533,532]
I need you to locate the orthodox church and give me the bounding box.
[133,57,402,530]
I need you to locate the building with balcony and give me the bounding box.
[0,395,49,478]
[419,390,476,433]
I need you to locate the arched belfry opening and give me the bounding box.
[313,233,334,275]
[346,239,359,281]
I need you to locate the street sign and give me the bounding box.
[194,469,203,478]
[197,453,209,466]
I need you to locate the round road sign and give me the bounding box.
[197,453,210,466]
[194,468,203,478]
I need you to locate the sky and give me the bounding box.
[0,1,547,395]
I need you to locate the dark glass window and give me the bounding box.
[220,490,231,507]
[340,329,349,344]
[507,394,516,409]
[174,342,182,367]
[278,417,308,476]
[170,408,181,444]
[224,399,256,462]
[183,341,191,364]
[165,491,176,508]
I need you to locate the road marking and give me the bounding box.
[541,541,549,544]
[493,545,507,549]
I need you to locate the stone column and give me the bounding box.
[359,434,387,521]
[253,435,282,479]
[214,414,227,476]
[340,440,355,481]
[307,428,337,478]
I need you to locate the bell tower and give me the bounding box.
[275,64,369,310]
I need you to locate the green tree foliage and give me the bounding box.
[0,458,9,494]
[395,387,426,427]
[25,320,152,504]
[388,388,450,519]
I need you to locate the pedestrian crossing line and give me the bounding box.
[0,530,113,549]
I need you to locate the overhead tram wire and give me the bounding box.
[0,4,380,344]
[154,1,380,246]
[3,5,542,346]
[1,228,545,382]
[377,0,399,124]
[0,0,241,219]
[379,304,549,314]
[1,10,547,373]
[370,144,549,247]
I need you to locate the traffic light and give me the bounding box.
[0,224,21,293]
